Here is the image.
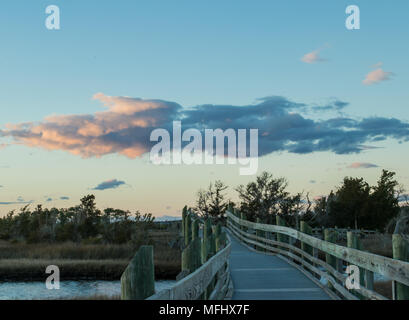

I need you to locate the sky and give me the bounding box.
[0,0,408,217]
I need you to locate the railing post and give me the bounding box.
[392,234,409,300]
[192,218,199,240]
[215,222,223,252]
[347,231,365,296]
[324,229,337,269]
[256,218,265,252]
[182,206,188,237]
[276,215,288,244]
[184,212,192,246]
[202,218,212,264]
[300,221,313,255]
[364,270,374,291]
[182,238,202,274]
[240,211,246,233]
[121,246,155,300]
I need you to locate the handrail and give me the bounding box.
[226,210,409,300]
[120,208,233,300]
[147,233,232,300]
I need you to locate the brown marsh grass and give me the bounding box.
[0,229,181,281]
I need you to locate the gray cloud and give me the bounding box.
[312,100,349,112]
[0,94,408,159]
[93,179,126,191]
[0,197,33,205]
[60,196,70,200]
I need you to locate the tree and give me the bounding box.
[235,171,298,222]
[316,170,401,230]
[366,170,400,230]
[327,177,370,229]
[195,180,228,220]
[78,195,101,239]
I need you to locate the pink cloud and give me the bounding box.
[301,49,326,64]
[347,162,379,169]
[363,68,394,85]
[0,94,181,159]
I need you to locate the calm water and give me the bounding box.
[0,280,175,300]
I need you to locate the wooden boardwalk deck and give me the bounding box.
[228,233,331,300]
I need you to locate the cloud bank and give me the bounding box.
[1,94,409,159]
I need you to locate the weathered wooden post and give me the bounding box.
[201,218,212,263]
[276,215,288,244]
[121,246,155,300]
[182,206,188,236]
[300,221,313,256]
[347,231,365,294]
[240,211,246,234]
[324,229,337,269]
[216,231,227,252]
[192,218,199,240]
[184,212,192,246]
[256,218,266,252]
[392,234,409,300]
[214,223,223,252]
[182,238,202,274]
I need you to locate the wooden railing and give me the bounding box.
[121,208,232,300]
[226,210,409,300]
[311,227,379,240]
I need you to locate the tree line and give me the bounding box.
[194,170,408,233]
[0,195,155,244]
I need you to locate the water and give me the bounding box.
[0,280,175,300]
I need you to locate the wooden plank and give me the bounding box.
[227,211,409,287]
[392,234,409,300]
[121,246,155,300]
[230,229,342,299]
[227,221,388,300]
[147,234,232,300]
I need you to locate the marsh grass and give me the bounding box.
[374,281,392,299]
[0,229,181,280]
[361,234,393,258]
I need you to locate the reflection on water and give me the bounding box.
[0,280,175,300]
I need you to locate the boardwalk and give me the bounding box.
[228,233,331,300]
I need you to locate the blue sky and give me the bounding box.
[0,1,408,216]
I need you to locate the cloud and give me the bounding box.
[1,94,409,159]
[92,179,126,191]
[46,198,53,202]
[0,201,32,205]
[60,196,70,200]
[301,49,326,64]
[363,67,394,85]
[309,180,316,184]
[312,100,349,112]
[398,194,408,203]
[347,162,379,169]
[0,93,181,159]
[0,197,33,205]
